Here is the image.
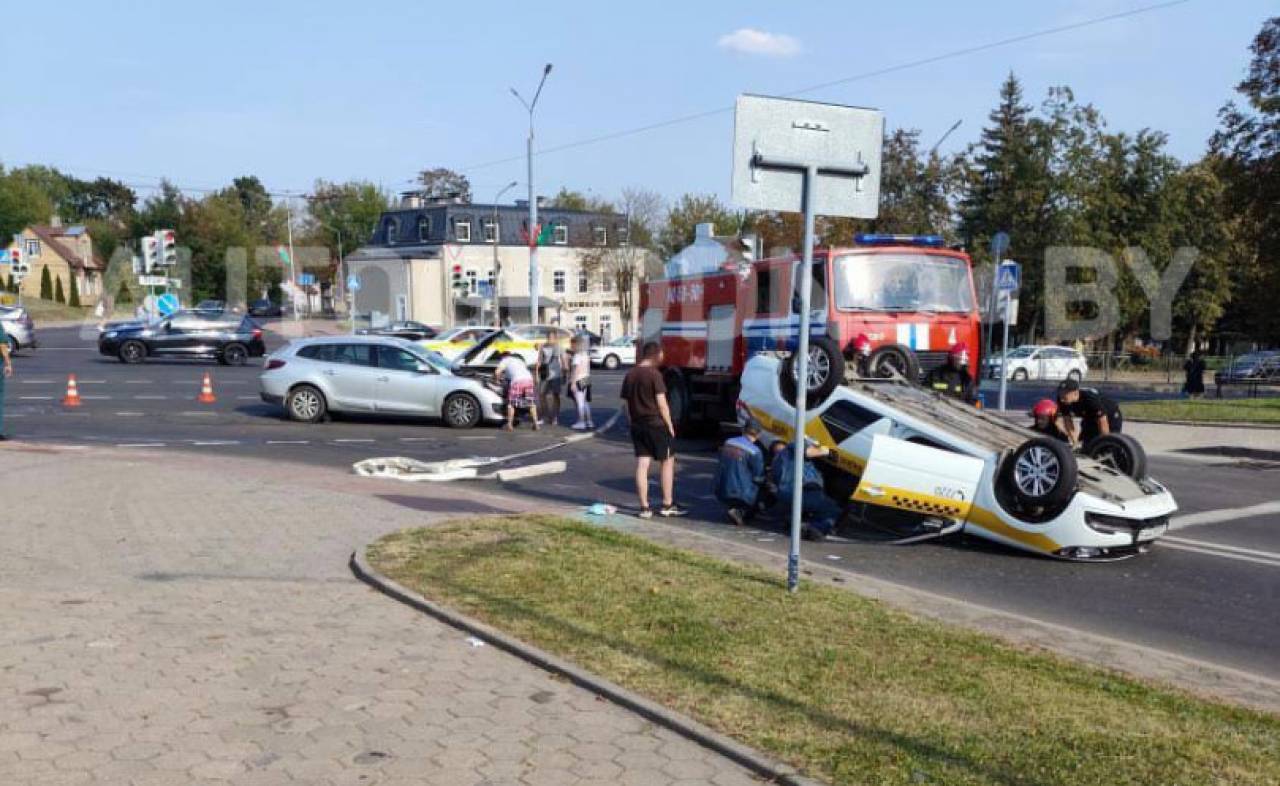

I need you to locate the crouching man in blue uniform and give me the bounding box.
[768,439,843,541]
[713,419,768,527]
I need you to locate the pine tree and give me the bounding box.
[115,279,133,305]
[39,265,52,300]
[68,274,81,307]
[54,276,65,304]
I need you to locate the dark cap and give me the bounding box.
[1058,378,1081,395]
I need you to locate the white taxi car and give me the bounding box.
[738,354,1176,561]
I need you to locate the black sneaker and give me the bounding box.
[726,508,746,527]
[659,504,688,518]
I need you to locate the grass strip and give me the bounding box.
[1125,397,1280,424]
[369,515,1280,786]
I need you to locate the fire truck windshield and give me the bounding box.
[833,253,974,313]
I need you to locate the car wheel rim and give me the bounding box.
[449,397,475,424]
[228,348,245,363]
[1014,446,1060,498]
[293,391,319,420]
[124,345,141,361]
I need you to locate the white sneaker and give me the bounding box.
[570,422,588,430]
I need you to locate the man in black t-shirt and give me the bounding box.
[620,342,686,519]
[1057,378,1123,445]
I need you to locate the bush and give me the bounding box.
[114,279,132,305]
[39,266,52,300]
[54,276,65,304]
[68,275,80,307]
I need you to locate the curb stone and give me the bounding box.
[1126,417,1280,431]
[351,546,824,786]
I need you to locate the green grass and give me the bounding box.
[1125,397,1280,424]
[368,515,1280,786]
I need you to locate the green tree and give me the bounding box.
[115,278,133,305]
[0,168,54,241]
[39,265,52,300]
[657,194,742,259]
[1211,16,1280,345]
[68,273,81,307]
[305,180,392,258]
[54,275,65,304]
[415,167,471,201]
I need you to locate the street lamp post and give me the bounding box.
[511,63,553,325]
[492,180,518,328]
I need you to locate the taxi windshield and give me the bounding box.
[833,253,974,313]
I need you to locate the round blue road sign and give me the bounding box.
[156,293,180,317]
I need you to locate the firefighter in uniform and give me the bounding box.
[849,333,873,378]
[1029,399,1071,443]
[924,343,977,403]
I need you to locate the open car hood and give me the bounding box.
[453,329,516,368]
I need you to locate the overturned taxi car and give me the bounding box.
[738,355,1177,561]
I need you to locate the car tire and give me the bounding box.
[1012,368,1030,381]
[118,340,147,364]
[999,437,1077,510]
[867,344,920,382]
[604,354,620,371]
[780,336,845,406]
[443,392,482,429]
[1083,433,1147,480]
[222,343,249,366]
[287,384,327,424]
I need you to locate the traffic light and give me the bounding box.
[451,264,466,294]
[9,244,26,282]
[156,229,177,267]
[140,235,159,273]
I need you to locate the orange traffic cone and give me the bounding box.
[62,374,82,408]
[197,372,217,404]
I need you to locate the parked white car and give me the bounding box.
[590,336,637,370]
[259,336,505,428]
[986,345,1087,381]
[0,306,37,354]
[737,354,1175,561]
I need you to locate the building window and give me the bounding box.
[601,274,613,293]
[600,314,612,339]
[384,219,398,245]
[617,226,630,246]
[465,270,478,293]
[593,226,607,246]
[455,219,471,243]
[417,215,432,242]
[577,269,589,294]
[483,219,499,244]
[553,223,568,245]
[553,270,566,294]
[25,239,40,257]
[574,314,589,331]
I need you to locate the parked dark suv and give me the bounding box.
[98,310,266,365]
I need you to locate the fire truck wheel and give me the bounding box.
[1083,433,1147,480]
[780,337,844,406]
[867,344,920,382]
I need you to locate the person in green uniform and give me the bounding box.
[0,319,11,440]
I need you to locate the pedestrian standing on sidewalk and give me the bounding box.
[1183,351,1206,399]
[620,341,685,519]
[0,320,11,440]
[568,335,594,430]
[534,339,567,425]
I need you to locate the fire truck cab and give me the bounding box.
[639,234,982,431]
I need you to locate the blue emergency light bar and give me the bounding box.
[854,233,945,247]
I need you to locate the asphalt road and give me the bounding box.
[7,325,1280,682]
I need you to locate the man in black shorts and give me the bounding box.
[1057,378,1123,445]
[620,341,686,519]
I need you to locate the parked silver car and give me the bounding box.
[0,306,37,354]
[258,336,505,428]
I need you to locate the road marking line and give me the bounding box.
[180,411,219,416]
[19,395,53,400]
[77,380,106,384]
[398,437,436,442]
[19,379,55,384]
[266,440,310,445]
[1164,536,1280,561]
[117,443,166,448]
[133,395,167,400]
[115,412,145,417]
[333,438,375,443]
[191,440,241,446]
[459,435,495,440]
[1158,541,1280,568]
[1169,501,1280,531]
[236,395,258,400]
[124,380,153,384]
[80,395,111,400]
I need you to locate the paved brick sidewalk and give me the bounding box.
[0,445,760,786]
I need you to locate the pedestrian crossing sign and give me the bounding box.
[997,261,1021,292]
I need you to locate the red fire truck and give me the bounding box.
[638,234,982,430]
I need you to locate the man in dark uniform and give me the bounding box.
[1057,378,1123,445]
[924,343,977,403]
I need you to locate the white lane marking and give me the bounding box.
[80,395,111,400]
[19,396,53,400]
[124,380,153,384]
[332,438,375,443]
[133,395,167,400]
[19,379,55,384]
[266,440,310,445]
[236,395,258,400]
[1164,536,1280,561]
[115,412,145,417]
[459,435,495,440]
[77,380,106,384]
[117,443,166,448]
[180,412,219,417]
[398,437,436,442]
[1158,541,1280,568]
[191,440,241,446]
[1169,501,1280,531]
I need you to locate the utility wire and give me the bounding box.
[458,0,1192,174]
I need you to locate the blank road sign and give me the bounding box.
[731,94,884,218]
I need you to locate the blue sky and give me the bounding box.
[1,1,1272,206]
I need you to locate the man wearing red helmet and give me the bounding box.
[850,333,873,378]
[1029,399,1070,443]
[924,342,977,403]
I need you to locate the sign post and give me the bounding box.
[346,273,361,335]
[732,94,883,592]
[996,260,1021,411]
